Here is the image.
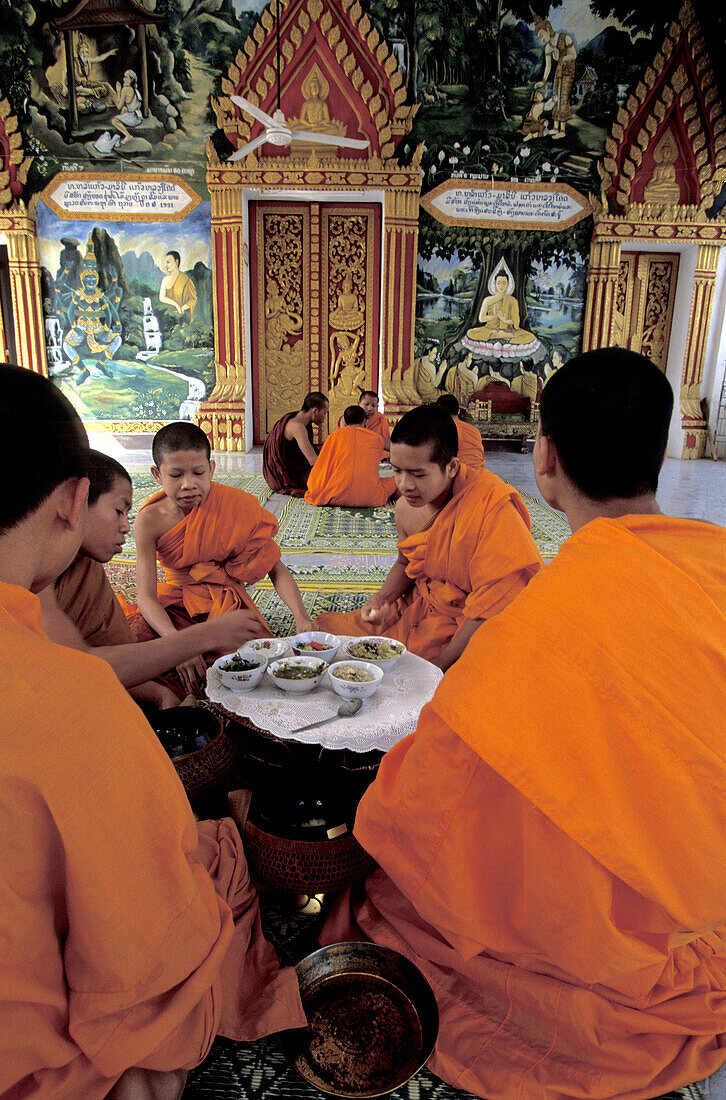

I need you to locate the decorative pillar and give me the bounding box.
[196,178,246,452]
[581,238,622,351]
[381,186,420,420]
[681,243,720,458]
[6,219,47,375]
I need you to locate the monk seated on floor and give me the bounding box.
[38,449,265,707]
[337,389,391,454]
[305,405,397,508]
[0,364,306,1100]
[436,392,485,470]
[131,422,313,694]
[263,391,329,496]
[316,404,542,670]
[322,348,726,1100]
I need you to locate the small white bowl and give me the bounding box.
[289,631,341,664]
[214,652,267,692]
[268,655,328,693]
[238,637,288,661]
[340,636,407,673]
[328,660,384,701]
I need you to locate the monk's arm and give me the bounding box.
[268,560,313,632]
[431,616,483,672]
[288,420,319,467]
[135,509,181,638]
[158,275,180,313]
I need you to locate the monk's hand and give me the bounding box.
[209,609,265,651]
[295,614,315,633]
[361,597,394,627]
[176,655,207,696]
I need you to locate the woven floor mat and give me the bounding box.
[517,488,571,559]
[275,497,398,554]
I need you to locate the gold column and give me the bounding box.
[582,238,622,351]
[382,187,420,419]
[680,243,720,459]
[6,226,47,375]
[197,184,246,452]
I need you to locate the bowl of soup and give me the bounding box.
[290,631,341,663]
[339,636,406,673]
[268,656,327,693]
[328,660,383,701]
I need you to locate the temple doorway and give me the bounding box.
[249,199,382,443]
[614,251,680,371]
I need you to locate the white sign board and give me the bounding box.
[421,180,590,231]
[42,174,200,222]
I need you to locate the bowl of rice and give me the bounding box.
[327,660,384,701]
[339,636,406,673]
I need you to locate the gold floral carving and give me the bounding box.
[259,211,307,434]
[325,213,370,425]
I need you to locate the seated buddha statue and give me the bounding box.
[467,273,539,348]
[287,67,346,151]
[329,273,364,330]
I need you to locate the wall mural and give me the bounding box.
[36,196,214,424]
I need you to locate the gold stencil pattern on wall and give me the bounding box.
[324,212,374,429]
[258,210,307,434]
[613,252,678,370]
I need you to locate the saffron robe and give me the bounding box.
[263,412,314,497]
[0,583,305,1099]
[56,552,133,646]
[322,515,726,1099]
[337,410,391,447]
[454,418,485,470]
[136,480,280,633]
[305,425,396,507]
[316,467,542,659]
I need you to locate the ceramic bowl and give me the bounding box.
[327,660,384,701]
[339,636,407,673]
[238,637,289,662]
[268,655,328,693]
[290,631,341,663]
[214,652,267,692]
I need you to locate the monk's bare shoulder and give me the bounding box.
[135,495,181,540]
[394,496,426,539]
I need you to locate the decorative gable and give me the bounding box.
[211,0,417,167]
[599,0,726,215]
[0,98,32,208]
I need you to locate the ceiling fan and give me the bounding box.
[227,0,369,161]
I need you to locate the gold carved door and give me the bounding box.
[250,201,381,442]
[613,252,679,370]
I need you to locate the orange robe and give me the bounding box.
[56,552,134,646]
[455,417,485,470]
[322,515,726,1099]
[138,480,280,633]
[0,582,305,1098]
[305,425,396,507]
[365,409,391,446]
[316,467,542,659]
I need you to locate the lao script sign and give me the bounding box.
[41,173,201,222]
[421,179,591,232]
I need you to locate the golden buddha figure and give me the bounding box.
[329,273,364,331]
[288,64,346,155]
[643,130,681,206]
[465,262,541,360]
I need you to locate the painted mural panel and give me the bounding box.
[36,194,214,426]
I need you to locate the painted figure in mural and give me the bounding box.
[466,268,539,356]
[531,9,577,139]
[543,344,567,382]
[519,88,555,139]
[413,344,447,401]
[62,240,122,385]
[512,357,541,404]
[159,251,198,322]
[329,273,364,330]
[264,280,302,351]
[105,270,123,332]
[112,70,143,143]
[54,259,79,330]
[444,350,479,407]
[73,32,117,112]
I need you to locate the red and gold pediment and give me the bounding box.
[0,97,32,209]
[210,0,417,169]
[599,0,726,215]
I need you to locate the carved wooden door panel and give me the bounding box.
[614,252,679,371]
[250,201,381,442]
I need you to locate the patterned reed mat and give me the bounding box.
[515,489,570,559]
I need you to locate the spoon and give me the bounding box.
[289,697,362,734]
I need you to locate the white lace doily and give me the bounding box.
[205,637,443,752]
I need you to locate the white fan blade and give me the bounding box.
[228,132,270,161]
[230,95,277,129]
[289,130,370,149]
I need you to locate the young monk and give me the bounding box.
[337,389,391,454]
[39,450,265,704]
[322,349,726,1100]
[316,404,542,670]
[133,422,312,692]
[305,405,397,508]
[0,364,305,1099]
[436,392,485,469]
[262,391,329,496]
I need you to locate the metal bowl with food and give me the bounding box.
[213,652,267,692]
[268,655,327,693]
[339,636,406,673]
[327,660,383,701]
[282,941,439,1098]
[290,630,341,663]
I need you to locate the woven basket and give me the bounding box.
[243,819,377,894]
[171,720,236,799]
